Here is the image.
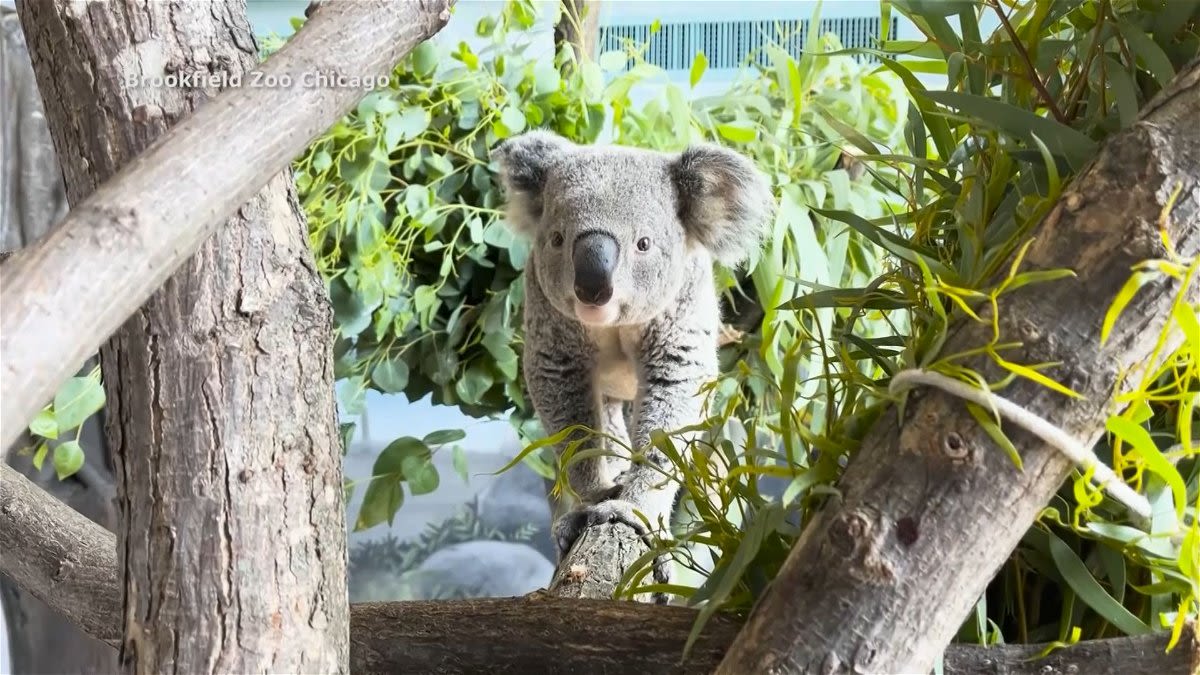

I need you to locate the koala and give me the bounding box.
[492,130,774,600]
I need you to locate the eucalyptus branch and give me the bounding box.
[990,0,1067,124]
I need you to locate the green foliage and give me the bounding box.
[581,0,1198,653]
[352,428,466,531]
[20,365,104,480]
[295,1,604,448]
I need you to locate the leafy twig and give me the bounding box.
[990,0,1067,124]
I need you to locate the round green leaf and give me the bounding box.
[53,376,105,433]
[500,105,527,135]
[533,62,560,96]
[401,454,440,495]
[53,440,85,480]
[599,50,628,73]
[385,107,430,149]
[411,42,438,78]
[29,409,58,440]
[372,358,409,393]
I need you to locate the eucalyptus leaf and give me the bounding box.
[53,440,85,480]
[53,376,105,433]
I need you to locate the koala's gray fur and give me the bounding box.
[492,130,774,602]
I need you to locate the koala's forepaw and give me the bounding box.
[554,498,648,560]
[553,499,673,605]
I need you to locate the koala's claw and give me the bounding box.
[553,499,673,605]
[554,498,648,559]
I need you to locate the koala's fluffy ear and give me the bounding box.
[492,130,576,234]
[670,144,775,267]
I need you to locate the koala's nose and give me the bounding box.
[573,231,618,306]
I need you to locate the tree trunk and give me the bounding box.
[715,60,1200,674]
[555,0,602,66]
[15,1,352,671]
[5,468,1195,675]
[0,7,119,673]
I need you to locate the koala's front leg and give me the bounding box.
[524,352,614,507]
[621,317,713,528]
[554,316,715,604]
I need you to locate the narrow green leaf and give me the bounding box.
[966,402,1023,470]
[778,287,910,311]
[424,429,467,446]
[811,207,954,278]
[716,122,757,143]
[32,442,48,471]
[924,91,1098,167]
[818,108,881,156]
[1003,269,1075,293]
[1101,271,1153,344]
[1106,416,1186,520]
[993,356,1082,400]
[1117,20,1176,88]
[1102,57,1139,129]
[685,504,785,657]
[689,51,708,88]
[339,422,356,456]
[452,445,470,484]
[1047,532,1151,636]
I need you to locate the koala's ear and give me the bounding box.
[492,130,576,234]
[670,144,775,267]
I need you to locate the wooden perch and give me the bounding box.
[0,0,455,451]
[548,522,653,601]
[715,61,1200,673]
[2,461,1195,675]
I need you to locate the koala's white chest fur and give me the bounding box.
[587,325,641,401]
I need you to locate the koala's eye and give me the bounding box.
[636,237,652,252]
[549,232,564,247]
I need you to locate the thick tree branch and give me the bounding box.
[0,0,455,451]
[716,60,1200,673]
[350,598,1197,675]
[3,462,1195,674]
[0,463,120,647]
[548,522,652,601]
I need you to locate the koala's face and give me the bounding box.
[493,131,774,327]
[527,149,690,325]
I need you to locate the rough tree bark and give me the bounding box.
[548,522,650,601]
[10,0,453,672]
[0,6,119,673]
[5,465,1195,675]
[714,60,1200,673]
